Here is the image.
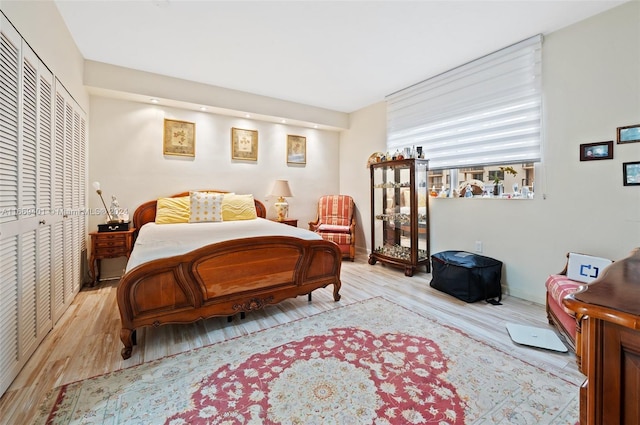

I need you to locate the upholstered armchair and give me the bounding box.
[309,195,356,261]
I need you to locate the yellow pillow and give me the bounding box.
[222,194,257,221]
[155,196,190,224]
[189,191,223,223]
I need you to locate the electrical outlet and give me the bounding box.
[475,241,483,253]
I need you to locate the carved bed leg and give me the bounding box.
[120,328,134,360]
[333,282,341,301]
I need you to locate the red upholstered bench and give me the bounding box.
[545,253,612,351]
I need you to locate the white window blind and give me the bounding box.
[387,35,542,170]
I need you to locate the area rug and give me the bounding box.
[39,297,579,424]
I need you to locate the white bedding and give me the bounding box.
[126,218,322,273]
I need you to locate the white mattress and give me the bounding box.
[126,218,322,273]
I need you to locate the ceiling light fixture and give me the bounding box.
[200,106,207,111]
[150,98,159,104]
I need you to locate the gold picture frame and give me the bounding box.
[163,119,195,157]
[231,127,258,161]
[287,135,306,164]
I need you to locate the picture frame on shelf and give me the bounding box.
[623,161,640,186]
[231,127,258,161]
[617,124,640,144]
[163,119,195,157]
[287,135,306,164]
[579,140,613,161]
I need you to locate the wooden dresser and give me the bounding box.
[564,248,640,425]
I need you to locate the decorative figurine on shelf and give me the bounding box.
[465,183,473,198]
[110,195,122,222]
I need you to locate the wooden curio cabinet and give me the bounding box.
[368,158,430,276]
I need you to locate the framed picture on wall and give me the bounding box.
[623,161,640,186]
[287,135,306,164]
[579,140,613,161]
[617,124,640,144]
[231,127,258,161]
[163,119,195,157]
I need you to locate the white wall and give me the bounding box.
[85,61,349,131]
[340,1,640,304]
[339,102,387,255]
[89,96,341,276]
[1,0,88,110]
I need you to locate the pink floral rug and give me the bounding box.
[40,297,579,424]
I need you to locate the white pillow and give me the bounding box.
[566,253,612,283]
[189,191,223,223]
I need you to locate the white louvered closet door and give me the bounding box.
[0,14,86,396]
[52,83,87,321]
[37,62,54,338]
[52,91,66,321]
[18,43,40,362]
[0,14,23,398]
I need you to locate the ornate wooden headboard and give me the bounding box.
[132,190,267,232]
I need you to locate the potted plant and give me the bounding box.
[492,166,517,196]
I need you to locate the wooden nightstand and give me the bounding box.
[89,228,136,286]
[270,218,298,227]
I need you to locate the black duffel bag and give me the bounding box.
[430,251,503,304]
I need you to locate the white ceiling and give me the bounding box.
[54,0,626,113]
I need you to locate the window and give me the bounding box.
[428,164,534,198]
[386,35,542,197]
[487,170,505,183]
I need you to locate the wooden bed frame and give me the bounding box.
[117,191,342,359]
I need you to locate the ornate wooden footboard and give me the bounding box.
[117,191,342,359]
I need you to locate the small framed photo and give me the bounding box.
[617,124,640,144]
[231,127,258,161]
[287,135,306,164]
[623,161,640,186]
[579,140,613,161]
[163,119,195,157]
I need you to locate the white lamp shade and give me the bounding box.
[92,181,101,191]
[270,180,293,198]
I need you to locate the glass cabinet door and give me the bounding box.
[415,160,429,262]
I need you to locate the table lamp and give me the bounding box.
[92,181,116,223]
[270,180,293,221]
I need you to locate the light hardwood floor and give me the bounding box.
[0,256,583,424]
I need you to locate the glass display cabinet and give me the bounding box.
[369,158,430,276]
